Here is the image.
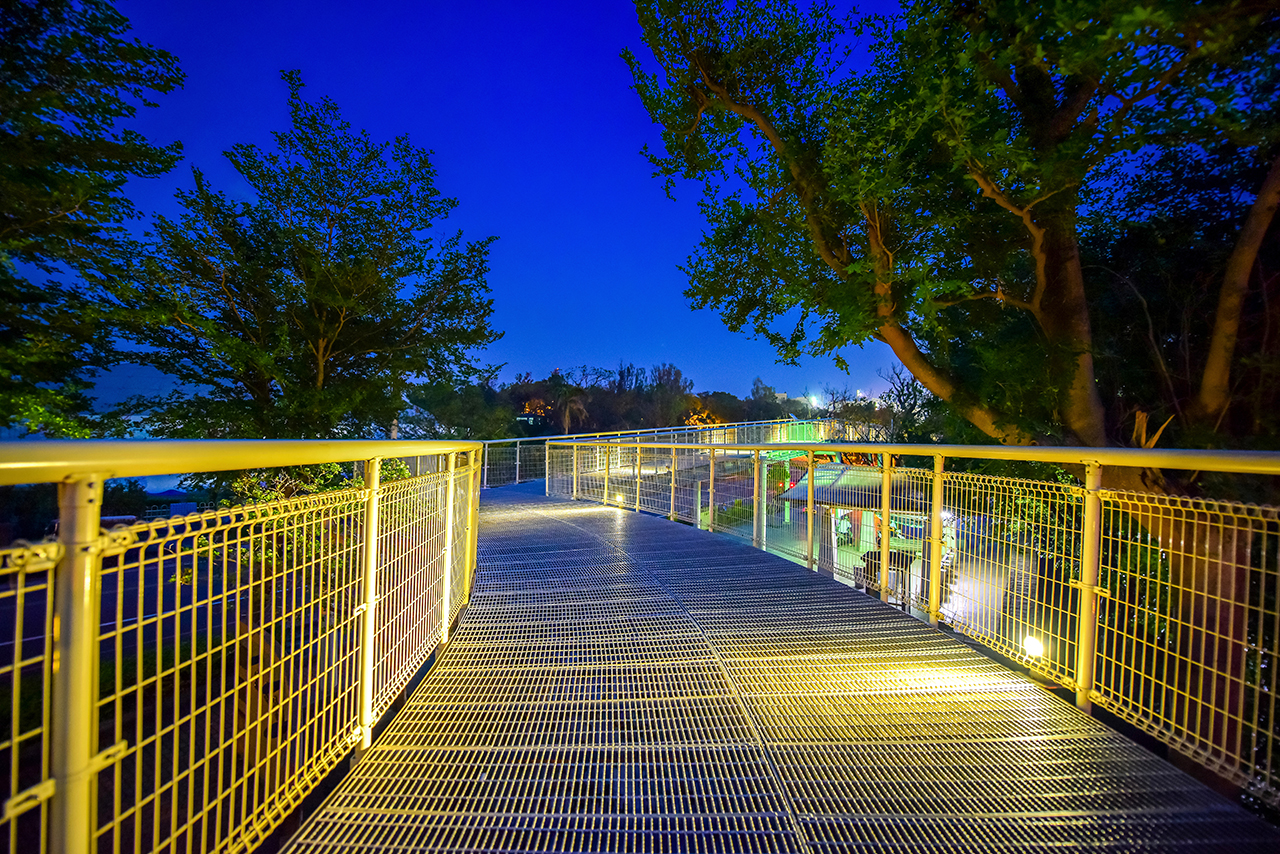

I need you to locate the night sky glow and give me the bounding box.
[117,0,898,400]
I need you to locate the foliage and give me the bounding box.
[628,0,1280,454]
[0,0,182,435]
[115,71,500,439]
[403,381,517,439]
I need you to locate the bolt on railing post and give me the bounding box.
[1075,462,1104,713]
[928,455,945,626]
[572,445,579,500]
[635,444,642,512]
[441,452,456,645]
[708,448,716,531]
[806,449,815,570]
[669,446,677,521]
[753,449,763,549]
[880,453,893,602]
[51,474,105,854]
[356,458,381,756]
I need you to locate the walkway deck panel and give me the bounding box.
[283,486,1280,853]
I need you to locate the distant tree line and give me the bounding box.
[401,364,823,440]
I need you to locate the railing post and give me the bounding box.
[441,452,456,644]
[464,449,479,605]
[51,474,105,854]
[708,448,716,531]
[514,441,521,484]
[806,449,815,570]
[356,458,381,755]
[880,453,893,602]
[1075,462,1103,713]
[572,444,579,500]
[481,443,488,489]
[929,455,945,626]
[635,444,642,512]
[669,446,677,521]
[603,445,611,505]
[753,449,763,549]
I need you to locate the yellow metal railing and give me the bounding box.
[547,438,1280,804]
[0,440,481,854]
[480,417,864,488]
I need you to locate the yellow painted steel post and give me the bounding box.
[880,453,893,602]
[464,449,479,605]
[441,452,456,644]
[635,444,642,512]
[603,445,611,505]
[51,474,104,854]
[1075,462,1103,713]
[806,449,815,570]
[928,455,945,626]
[708,448,716,531]
[669,446,677,521]
[572,444,579,500]
[753,449,763,549]
[355,458,381,756]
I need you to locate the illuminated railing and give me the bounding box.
[546,438,1280,804]
[480,418,865,487]
[0,440,481,854]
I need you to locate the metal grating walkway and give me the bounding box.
[283,485,1280,853]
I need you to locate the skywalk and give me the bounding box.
[283,485,1280,853]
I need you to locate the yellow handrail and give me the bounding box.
[0,438,482,485]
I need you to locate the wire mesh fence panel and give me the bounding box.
[373,472,448,717]
[92,489,367,854]
[513,444,546,482]
[448,466,470,627]
[483,447,516,488]
[942,472,1081,687]
[0,541,57,854]
[1095,492,1280,804]
[707,451,756,543]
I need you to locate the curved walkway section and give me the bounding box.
[284,485,1280,853]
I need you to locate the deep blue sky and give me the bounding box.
[116,0,897,401]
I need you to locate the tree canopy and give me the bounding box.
[114,72,500,439]
[628,0,1280,456]
[0,0,182,435]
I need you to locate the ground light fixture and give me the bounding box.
[1023,635,1045,659]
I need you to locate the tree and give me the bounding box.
[115,71,499,439]
[0,0,182,435]
[628,0,1280,454]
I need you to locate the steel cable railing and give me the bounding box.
[0,440,481,854]
[546,437,1280,805]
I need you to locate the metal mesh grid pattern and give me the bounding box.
[92,489,368,854]
[283,488,1280,853]
[1095,490,1280,801]
[941,472,1082,688]
[374,474,447,716]
[0,541,57,854]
